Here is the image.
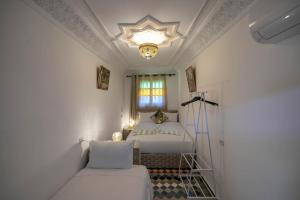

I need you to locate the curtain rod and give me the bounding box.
[126,73,176,77]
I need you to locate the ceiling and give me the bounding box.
[85,0,206,68]
[27,0,255,71]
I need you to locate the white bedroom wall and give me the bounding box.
[166,75,178,110]
[0,0,124,200]
[178,15,300,200]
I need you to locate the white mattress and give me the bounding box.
[50,165,153,200]
[127,122,194,153]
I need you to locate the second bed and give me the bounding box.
[126,121,194,168]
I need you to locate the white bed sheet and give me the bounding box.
[50,165,152,200]
[127,122,194,153]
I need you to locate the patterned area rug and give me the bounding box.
[148,168,215,200]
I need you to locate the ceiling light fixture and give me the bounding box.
[132,29,165,59]
[117,15,181,60]
[139,43,158,60]
[132,30,166,45]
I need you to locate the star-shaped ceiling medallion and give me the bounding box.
[117,15,182,48]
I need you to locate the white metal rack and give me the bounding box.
[179,92,218,200]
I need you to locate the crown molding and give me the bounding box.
[170,0,218,66]
[173,0,255,68]
[23,0,255,70]
[71,0,129,65]
[22,0,128,68]
[168,0,216,66]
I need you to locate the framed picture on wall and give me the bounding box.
[185,66,196,92]
[97,66,110,90]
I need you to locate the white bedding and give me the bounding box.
[127,122,194,153]
[50,165,153,200]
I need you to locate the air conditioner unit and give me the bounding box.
[249,0,300,43]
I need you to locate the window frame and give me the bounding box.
[136,76,166,111]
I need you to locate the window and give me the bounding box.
[137,76,166,110]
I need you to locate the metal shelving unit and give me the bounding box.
[179,153,217,199]
[179,92,218,200]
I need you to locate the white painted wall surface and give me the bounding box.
[178,16,300,200]
[0,1,124,199]
[166,75,179,110]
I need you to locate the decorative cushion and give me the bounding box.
[87,141,133,169]
[151,110,168,124]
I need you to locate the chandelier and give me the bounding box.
[117,15,181,60]
[132,29,165,59]
[138,43,158,59]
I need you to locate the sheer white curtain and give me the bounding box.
[136,75,167,111]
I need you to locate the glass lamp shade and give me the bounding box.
[112,132,122,142]
[132,30,166,45]
[129,119,135,128]
[138,43,158,59]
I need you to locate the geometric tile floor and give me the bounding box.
[148,168,215,200]
[148,168,188,200]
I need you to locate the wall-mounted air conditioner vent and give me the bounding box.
[249,0,300,43]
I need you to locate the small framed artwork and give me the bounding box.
[185,66,196,92]
[97,66,110,90]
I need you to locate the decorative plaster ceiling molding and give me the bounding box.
[116,15,182,48]
[23,0,255,70]
[161,0,213,66]
[67,0,129,65]
[23,0,127,68]
[42,0,209,68]
[174,0,255,68]
[170,0,218,65]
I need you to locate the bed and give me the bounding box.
[126,120,194,168]
[127,122,193,153]
[51,141,153,200]
[51,165,152,200]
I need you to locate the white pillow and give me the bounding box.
[138,112,155,123]
[87,141,133,169]
[164,112,178,122]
